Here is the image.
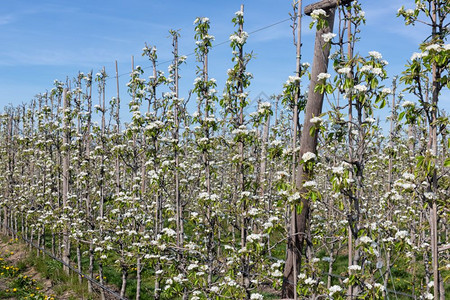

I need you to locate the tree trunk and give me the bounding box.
[120,267,128,297]
[62,88,71,275]
[282,4,336,298]
[136,257,141,300]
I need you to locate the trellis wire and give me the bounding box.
[3,225,127,300]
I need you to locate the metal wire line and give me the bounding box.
[4,225,127,300]
[104,16,294,81]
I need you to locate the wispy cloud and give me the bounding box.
[0,3,78,27]
[0,14,15,25]
[363,0,430,45]
[363,0,405,19]
[0,46,130,67]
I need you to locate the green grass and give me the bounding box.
[23,251,92,299]
[4,230,450,300]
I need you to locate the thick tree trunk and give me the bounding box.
[282,5,336,298]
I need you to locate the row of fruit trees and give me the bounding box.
[0,1,448,299]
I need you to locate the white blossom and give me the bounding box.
[302,152,316,162]
[288,192,301,203]
[329,285,343,295]
[402,172,415,181]
[317,73,331,80]
[247,233,262,243]
[410,51,428,60]
[305,277,317,285]
[248,208,259,216]
[230,31,249,45]
[405,8,415,15]
[259,102,271,109]
[263,221,274,229]
[161,227,177,237]
[359,236,373,244]
[322,33,336,42]
[371,68,383,76]
[250,293,264,300]
[424,192,435,200]
[402,101,415,108]
[303,180,317,188]
[348,265,361,271]
[286,75,301,84]
[310,116,322,124]
[235,10,244,17]
[354,84,368,93]
[369,51,382,59]
[337,67,351,74]
[311,9,327,19]
[425,44,441,52]
[395,230,408,239]
[360,65,373,73]
[382,88,392,94]
[271,269,283,277]
[332,166,344,175]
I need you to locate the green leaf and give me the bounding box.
[314,83,322,93]
[444,157,450,167]
[296,202,304,214]
[326,84,333,94]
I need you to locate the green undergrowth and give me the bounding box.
[29,254,92,299]
[0,237,52,299]
[315,249,450,299]
[0,234,91,300]
[4,233,448,299]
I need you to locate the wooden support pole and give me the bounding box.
[62,88,70,275]
[282,0,354,298]
[304,0,352,15]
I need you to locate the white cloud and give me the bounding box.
[0,14,15,25]
[0,47,128,67]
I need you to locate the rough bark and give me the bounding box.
[282,5,336,298]
[304,0,352,15]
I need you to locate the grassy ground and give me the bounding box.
[1,233,448,299]
[0,235,92,300]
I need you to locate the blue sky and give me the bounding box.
[1,0,448,121]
